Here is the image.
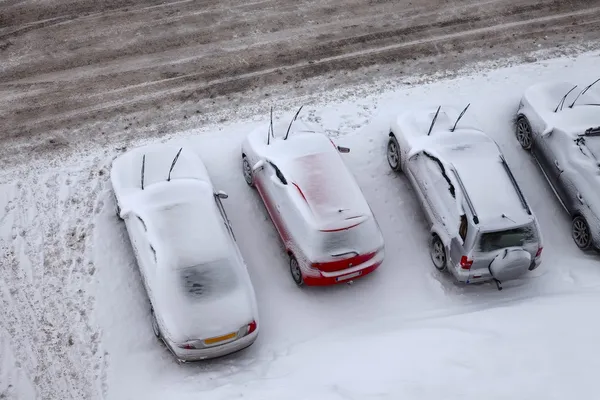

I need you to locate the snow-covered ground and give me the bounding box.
[2,51,600,399]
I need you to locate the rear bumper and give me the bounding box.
[455,257,542,284]
[164,330,258,362]
[303,251,384,286]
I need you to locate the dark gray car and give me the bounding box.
[516,79,600,250]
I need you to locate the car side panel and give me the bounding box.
[253,163,292,245]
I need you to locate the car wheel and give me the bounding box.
[151,308,161,339]
[242,156,254,187]
[387,135,402,172]
[289,255,304,286]
[572,216,592,250]
[430,235,447,272]
[516,116,533,150]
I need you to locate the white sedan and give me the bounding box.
[111,144,259,362]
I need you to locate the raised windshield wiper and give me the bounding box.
[569,78,600,108]
[554,85,578,112]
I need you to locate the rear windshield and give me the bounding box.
[315,217,382,256]
[178,259,238,300]
[478,223,538,252]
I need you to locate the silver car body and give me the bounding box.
[389,105,543,286]
[111,144,259,361]
[517,81,600,248]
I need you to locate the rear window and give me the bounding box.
[315,217,382,256]
[478,223,538,252]
[178,259,238,300]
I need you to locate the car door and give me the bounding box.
[215,195,236,241]
[533,130,571,209]
[125,214,156,299]
[406,151,436,227]
[254,160,291,243]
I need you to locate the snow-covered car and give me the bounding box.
[241,108,385,286]
[516,79,600,250]
[111,144,259,362]
[387,105,543,290]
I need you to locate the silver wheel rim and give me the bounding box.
[242,158,253,185]
[387,140,400,169]
[431,240,446,269]
[290,258,302,283]
[516,120,532,149]
[151,312,160,338]
[573,218,590,248]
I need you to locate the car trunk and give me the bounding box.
[469,223,540,282]
[311,216,384,272]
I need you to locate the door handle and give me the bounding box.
[577,193,584,204]
[554,160,563,172]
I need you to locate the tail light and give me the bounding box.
[535,247,543,258]
[460,256,473,270]
[244,320,257,336]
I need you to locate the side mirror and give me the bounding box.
[542,126,553,137]
[215,190,229,199]
[252,160,265,172]
[337,146,350,153]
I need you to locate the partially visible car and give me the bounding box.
[111,144,259,362]
[387,104,543,290]
[516,79,600,250]
[241,108,385,286]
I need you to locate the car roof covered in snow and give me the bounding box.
[248,119,372,229]
[523,81,600,136]
[444,141,533,229]
[134,179,231,270]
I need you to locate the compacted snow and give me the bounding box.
[2,51,600,399]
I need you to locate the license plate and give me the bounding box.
[204,332,237,345]
[336,271,362,282]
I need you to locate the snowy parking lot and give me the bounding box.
[2,50,600,399]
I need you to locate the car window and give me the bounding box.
[136,215,147,231]
[459,214,468,241]
[149,245,157,263]
[268,161,288,185]
[478,223,538,252]
[422,151,455,198]
[178,259,238,300]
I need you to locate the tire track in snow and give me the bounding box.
[0,164,107,399]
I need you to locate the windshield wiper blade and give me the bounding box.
[555,85,578,112]
[569,78,600,108]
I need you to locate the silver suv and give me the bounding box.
[387,105,543,290]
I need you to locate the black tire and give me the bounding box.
[242,156,254,187]
[572,215,592,250]
[289,255,304,286]
[387,135,402,172]
[150,308,161,339]
[516,116,533,151]
[430,235,447,272]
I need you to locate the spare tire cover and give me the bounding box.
[489,248,531,282]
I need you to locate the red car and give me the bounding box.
[241,110,385,286]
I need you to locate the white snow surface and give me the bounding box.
[2,51,600,399]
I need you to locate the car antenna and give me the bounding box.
[554,85,578,112]
[427,106,442,136]
[451,103,470,132]
[167,147,183,181]
[569,78,600,108]
[141,154,146,190]
[267,106,274,145]
[284,105,304,140]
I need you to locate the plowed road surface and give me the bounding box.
[1,0,600,164]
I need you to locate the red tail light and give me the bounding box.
[246,320,257,336]
[535,247,543,258]
[460,256,473,270]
